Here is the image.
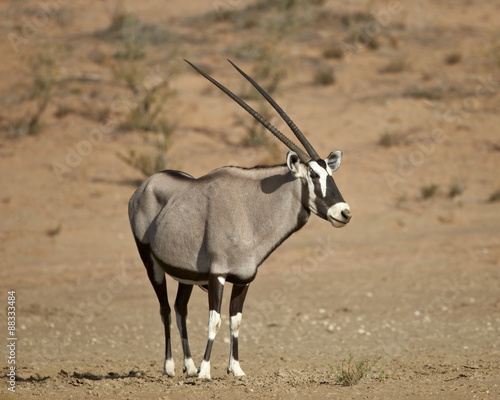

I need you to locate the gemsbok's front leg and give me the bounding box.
[228,283,249,377]
[198,274,225,380]
[174,283,198,377]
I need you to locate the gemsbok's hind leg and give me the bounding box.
[135,240,175,377]
[227,283,249,377]
[198,274,225,380]
[174,283,198,377]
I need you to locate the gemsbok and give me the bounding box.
[128,59,351,380]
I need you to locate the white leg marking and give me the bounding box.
[228,357,245,377]
[184,357,198,377]
[230,313,242,338]
[164,358,175,377]
[217,276,226,285]
[208,310,221,341]
[228,312,245,376]
[198,360,211,380]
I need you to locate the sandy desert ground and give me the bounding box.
[1,1,500,399]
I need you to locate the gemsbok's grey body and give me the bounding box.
[128,60,351,380]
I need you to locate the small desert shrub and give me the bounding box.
[448,181,465,198]
[118,132,169,177]
[323,44,344,60]
[314,66,335,86]
[404,86,444,100]
[421,184,439,199]
[237,102,273,148]
[9,47,59,136]
[380,58,407,74]
[444,52,462,65]
[346,26,380,50]
[122,83,175,134]
[101,7,169,46]
[488,189,500,203]
[334,353,381,386]
[378,132,407,147]
[229,39,287,99]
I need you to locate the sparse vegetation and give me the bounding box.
[229,39,287,100]
[314,66,335,86]
[448,181,465,198]
[404,86,445,100]
[99,6,170,47]
[346,25,380,50]
[488,189,500,203]
[113,67,175,174]
[101,4,178,175]
[9,47,59,136]
[380,58,407,74]
[118,132,169,177]
[238,102,274,148]
[378,132,407,147]
[121,82,175,134]
[421,184,439,200]
[323,44,344,60]
[228,35,288,150]
[334,353,382,386]
[445,52,462,65]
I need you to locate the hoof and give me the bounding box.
[163,358,175,377]
[227,360,246,377]
[183,358,198,377]
[197,360,211,381]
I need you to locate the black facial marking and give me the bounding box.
[308,161,346,220]
[316,159,327,169]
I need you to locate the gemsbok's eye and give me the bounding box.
[309,169,319,179]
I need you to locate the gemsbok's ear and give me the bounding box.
[286,151,305,178]
[326,151,342,172]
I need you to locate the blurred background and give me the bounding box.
[1,1,499,399]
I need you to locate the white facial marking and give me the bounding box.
[184,357,198,377]
[164,358,175,377]
[152,259,165,284]
[208,310,222,340]
[230,312,243,338]
[198,360,211,380]
[309,161,331,197]
[327,202,351,228]
[308,161,329,197]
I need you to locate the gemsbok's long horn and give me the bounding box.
[184,59,312,163]
[227,59,321,161]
